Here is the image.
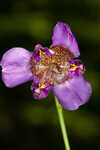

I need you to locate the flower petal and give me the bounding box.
[33,44,41,63]
[53,76,92,110]
[31,76,52,99]
[52,22,80,57]
[33,44,52,63]
[0,48,33,88]
[31,82,52,99]
[68,59,85,78]
[33,85,52,99]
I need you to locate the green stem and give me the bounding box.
[55,96,70,150]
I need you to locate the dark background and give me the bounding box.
[0,0,100,150]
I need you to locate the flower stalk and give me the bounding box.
[55,96,70,150]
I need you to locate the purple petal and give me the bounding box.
[33,44,52,63]
[68,59,85,78]
[31,75,52,99]
[33,75,40,87]
[52,22,80,57]
[33,44,42,62]
[0,48,33,88]
[32,82,52,99]
[53,76,92,110]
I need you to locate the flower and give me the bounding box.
[0,22,92,110]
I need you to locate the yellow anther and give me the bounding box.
[40,50,43,57]
[70,64,79,71]
[39,83,45,89]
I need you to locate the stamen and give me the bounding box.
[39,83,46,89]
[70,64,79,71]
[39,49,43,57]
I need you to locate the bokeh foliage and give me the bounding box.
[0,0,100,150]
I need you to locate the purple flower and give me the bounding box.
[0,22,92,110]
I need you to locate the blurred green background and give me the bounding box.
[0,0,100,150]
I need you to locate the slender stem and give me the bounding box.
[55,96,70,150]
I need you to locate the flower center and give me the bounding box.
[30,46,84,88]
